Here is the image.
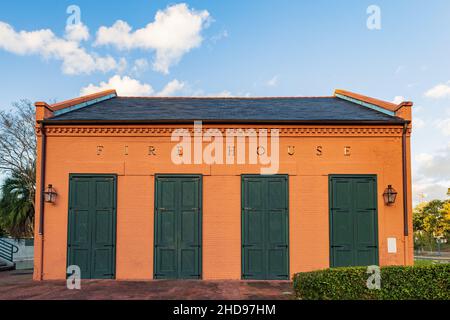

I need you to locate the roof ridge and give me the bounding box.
[114,96,337,99]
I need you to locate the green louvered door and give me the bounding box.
[242,175,289,280]
[154,175,202,279]
[67,175,116,279]
[330,176,379,267]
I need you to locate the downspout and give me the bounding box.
[402,123,408,237]
[38,122,47,280]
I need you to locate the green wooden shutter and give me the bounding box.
[90,177,116,279]
[353,178,378,266]
[68,178,91,278]
[330,178,354,267]
[330,176,378,268]
[68,175,116,279]
[266,177,289,279]
[154,178,178,279]
[178,178,201,279]
[242,178,266,279]
[154,176,202,279]
[242,175,289,280]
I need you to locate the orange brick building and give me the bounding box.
[33,89,413,280]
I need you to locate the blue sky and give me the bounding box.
[0,0,449,201]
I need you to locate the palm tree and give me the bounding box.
[0,169,35,238]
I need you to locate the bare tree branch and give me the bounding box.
[0,100,36,208]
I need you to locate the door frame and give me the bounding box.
[328,174,379,268]
[240,174,290,280]
[153,174,203,280]
[66,173,118,279]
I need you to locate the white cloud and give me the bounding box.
[210,30,228,43]
[395,65,405,75]
[95,20,134,49]
[415,153,434,167]
[0,21,121,75]
[266,75,279,87]
[412,178,450,204]
[208,90,234,97]
[65,23,89,42]
[424,82,450,99]
[95,3,210,74]
[413,144,450,203]
[81,75,154,96]
[189,89,239,97]
[81,75,242,98]
[413,105,424,113]
[413,117,425,129]
[80,75,186,97]
[392,96,405,104]
[157,79,185,96]
[200,90,235,98]
[131,58,149,74]
[437,118,450,136]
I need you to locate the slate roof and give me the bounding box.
[46,96,405,123]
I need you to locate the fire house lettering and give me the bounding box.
[288,146,295,155]
[257,146,265,156]
[96,146,104,155]
[148,146,156,156]
[344,146,351,156]
[316,146,323,156]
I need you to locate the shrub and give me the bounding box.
[293,264,450,300]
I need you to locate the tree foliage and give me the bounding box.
[0,100,36,238]
[413,199,450,251]
[0,100,36,191]
[0,172,35,237]
[443,202,450,222]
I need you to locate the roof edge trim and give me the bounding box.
[40,119,408,125]
[53,91,117,117]
[335,93,396,117]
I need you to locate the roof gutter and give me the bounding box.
[38,122,47,280]
[38,123,46,235]
[402,123,409,236]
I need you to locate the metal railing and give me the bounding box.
[0,239,19,263]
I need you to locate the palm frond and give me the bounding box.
[0,171,34,238]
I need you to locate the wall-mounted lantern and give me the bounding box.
[44,184,57,203]
[383,185,397,205]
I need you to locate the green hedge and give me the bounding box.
[293,264,450,300]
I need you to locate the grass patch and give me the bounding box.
[414,259,435,266]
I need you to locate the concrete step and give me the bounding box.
[15,259,33,270]
[0,264,15,272]
[0,257,15,272]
